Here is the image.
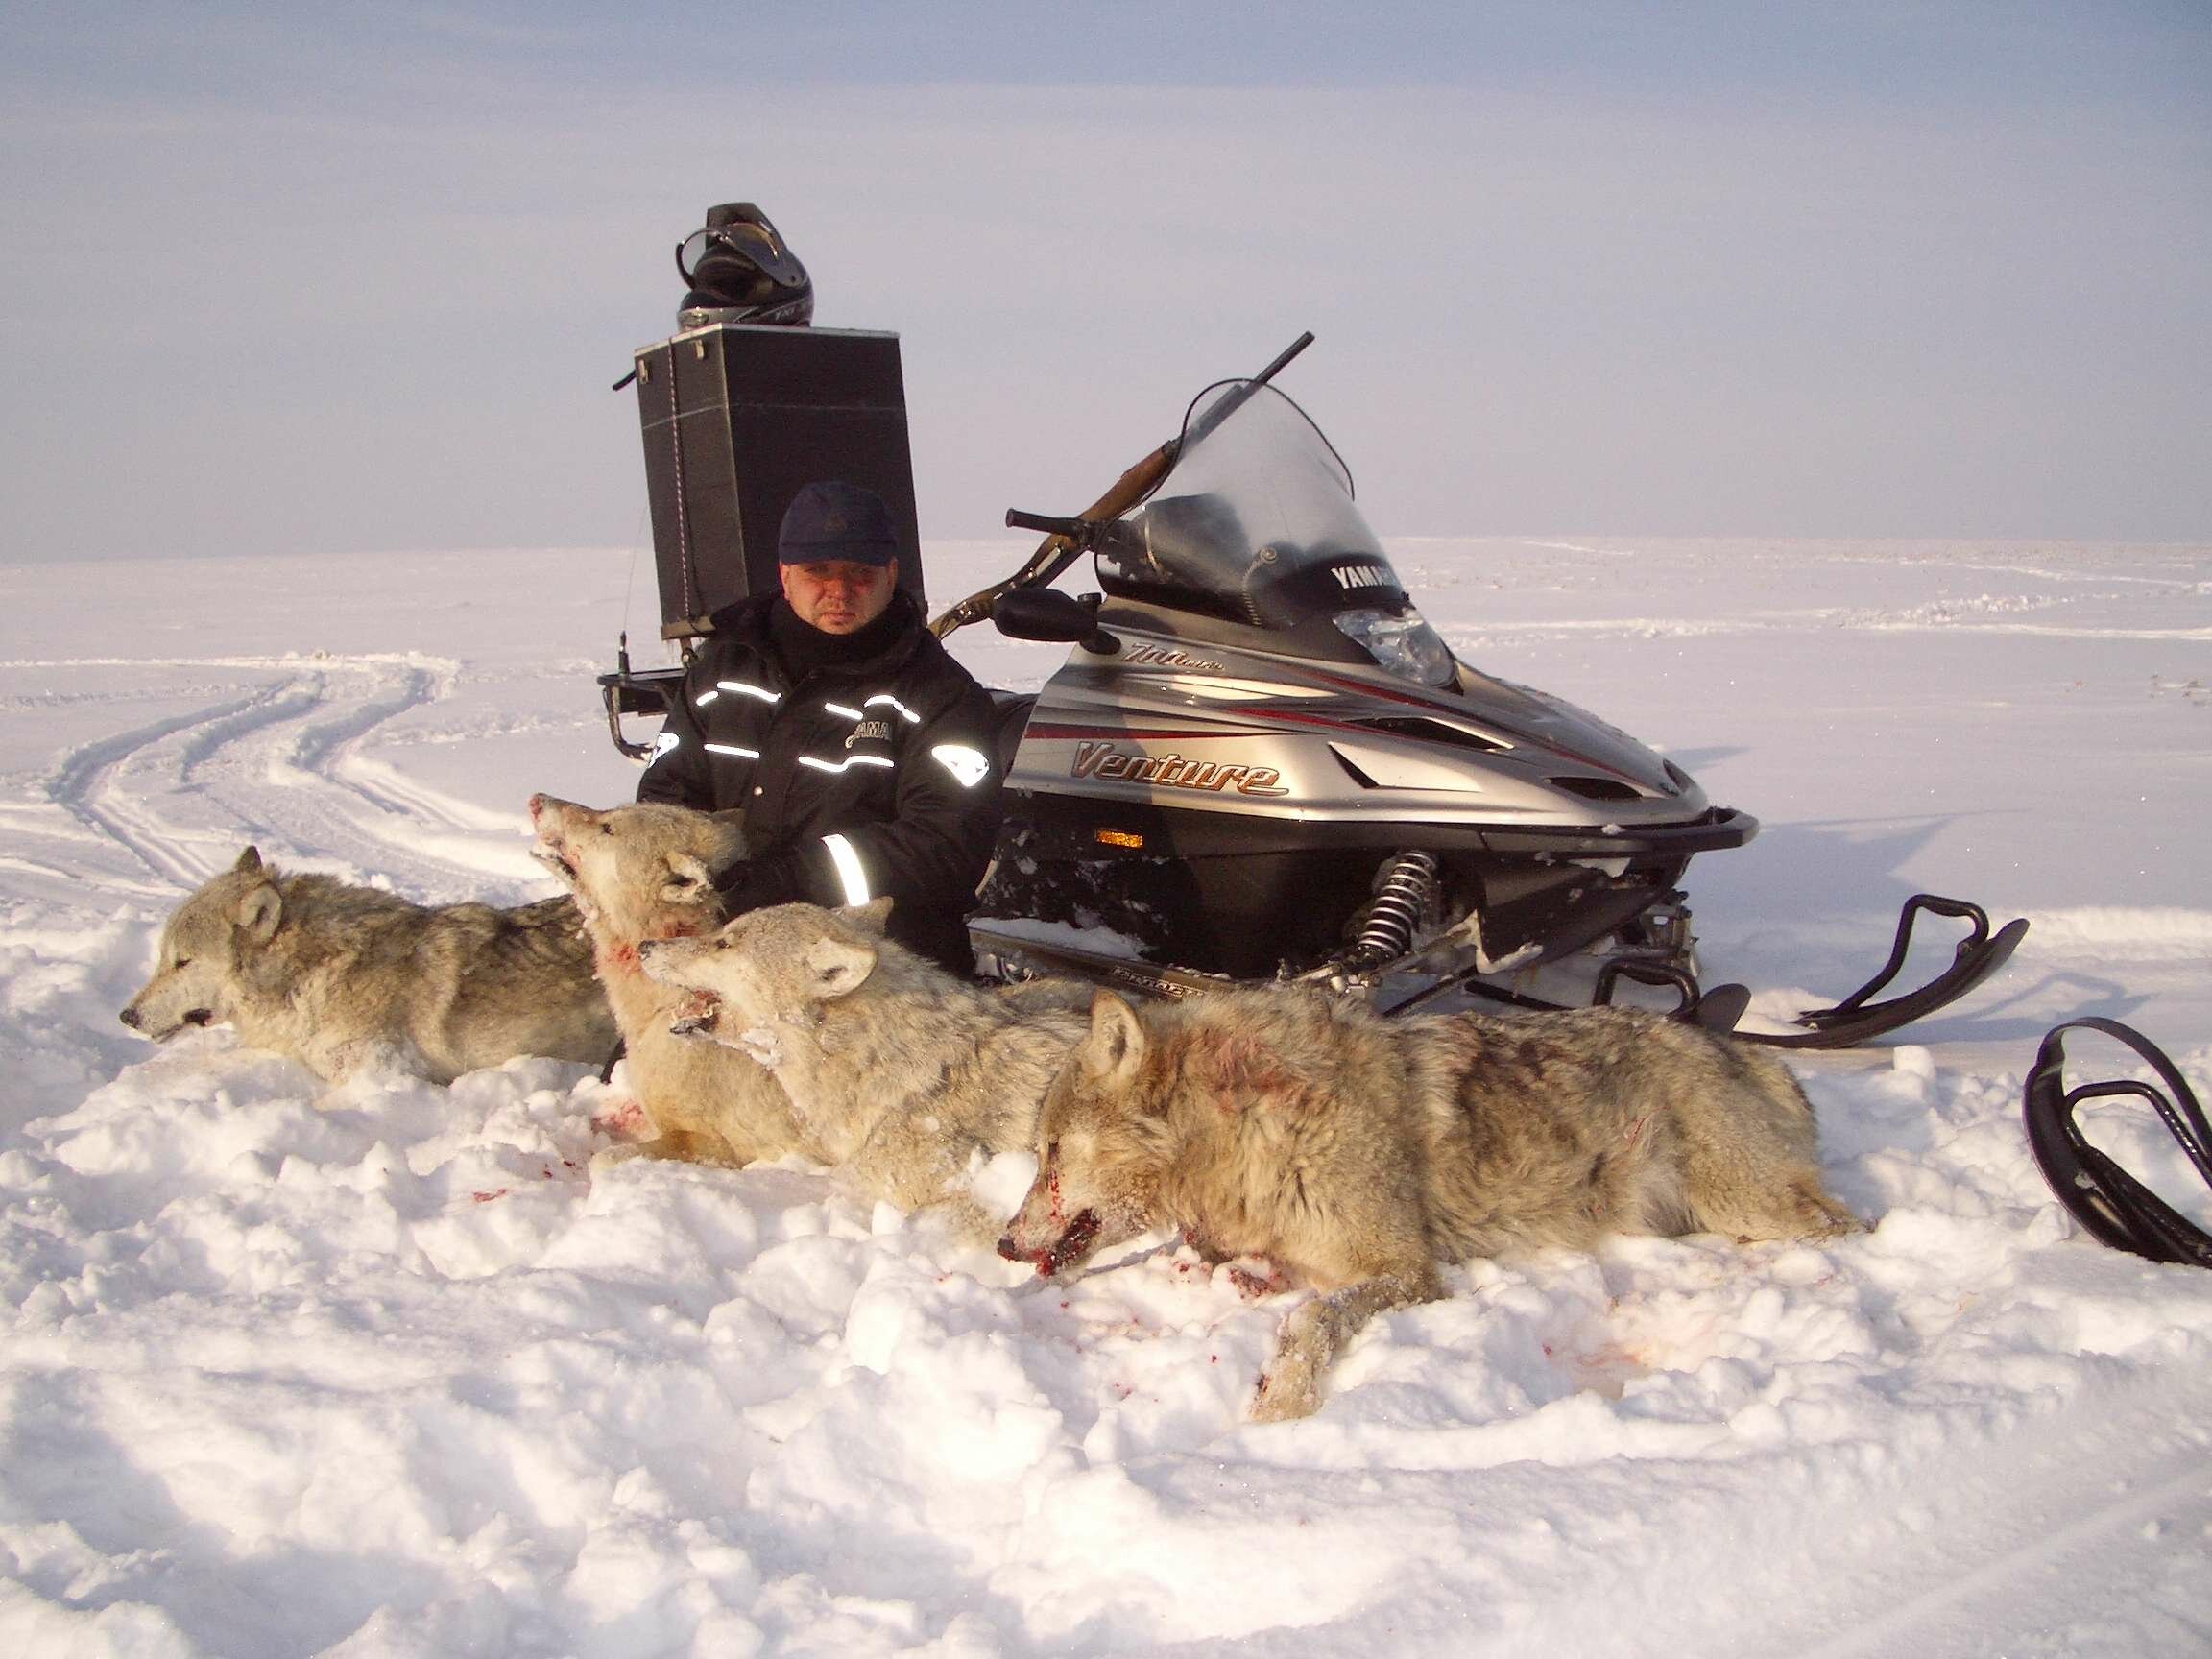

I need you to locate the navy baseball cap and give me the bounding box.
[778,480,900,567]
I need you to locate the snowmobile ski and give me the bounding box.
[1717,893,2030,1049]
[1371,892,2022,1046]
[2024,1017,2212,1268]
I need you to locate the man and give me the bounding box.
[637,479,1003,975]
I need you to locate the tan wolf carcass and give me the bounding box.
[637,899,1091,1239]
[118,845,618,1085]
[525,793,813,1166]
[1000,986,1862,1422]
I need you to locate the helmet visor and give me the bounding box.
[678,221,807,291]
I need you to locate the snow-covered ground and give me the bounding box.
[1,536,2207,1657]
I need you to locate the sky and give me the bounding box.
[2,1,2208,563]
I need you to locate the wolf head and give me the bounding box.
[525,794,746,946]
[636,899,895,1066]
[119,846,287,1042]
[997,988,1175,1275]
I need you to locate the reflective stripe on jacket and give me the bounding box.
[636,591,1002,971]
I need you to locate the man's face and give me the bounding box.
[780,557,899,636]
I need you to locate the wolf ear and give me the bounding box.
[837,896,895,936]
[1082,990,1146,1086]
[804,934,877,999]
[233,845,264,875]
[661,851,717,904]
[235,880,282,943]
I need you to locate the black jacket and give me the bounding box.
[637,591,1002,974]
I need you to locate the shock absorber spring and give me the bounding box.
[1352,851,1441,965]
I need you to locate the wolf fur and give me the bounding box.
[637,900,1091,1238]
[1000,987,1861,1421]
[119,846,618,1085]
[525,793,813,1166]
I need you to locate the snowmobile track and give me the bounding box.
[34,652,493,899]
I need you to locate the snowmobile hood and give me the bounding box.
[1021,615,1705,830]
[1448,664,1687,798]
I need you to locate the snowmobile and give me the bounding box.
[924,333,2027,1047]
[595,204,2021,1046]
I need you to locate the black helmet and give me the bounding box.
[675,202,813,327]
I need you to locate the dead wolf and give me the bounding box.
[1000,987,1860,1421]
[526,793,814,1166]
[637,900,1091,1238]
[119,846,618,1085]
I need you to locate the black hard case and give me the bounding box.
[632,324,922,639]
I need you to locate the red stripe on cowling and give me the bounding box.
[1022,724,1274,742]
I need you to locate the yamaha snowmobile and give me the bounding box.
[928,335,2027,1046]
[595,203,2020,1046]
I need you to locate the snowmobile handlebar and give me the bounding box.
[928,331,1316,639]
[928,445,1178,638]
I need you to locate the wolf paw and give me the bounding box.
[1250,1363,1321,1423]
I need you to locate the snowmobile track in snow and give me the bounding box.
[30,652,491,898]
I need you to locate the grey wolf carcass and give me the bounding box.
[119,846,617,1085]
[1000,987,1860,1420]
[525,793,813,1166]
[637,899,1090,1238]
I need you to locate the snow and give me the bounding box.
[2,536,2208,1657]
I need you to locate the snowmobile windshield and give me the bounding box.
[1095,381,1455,685]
